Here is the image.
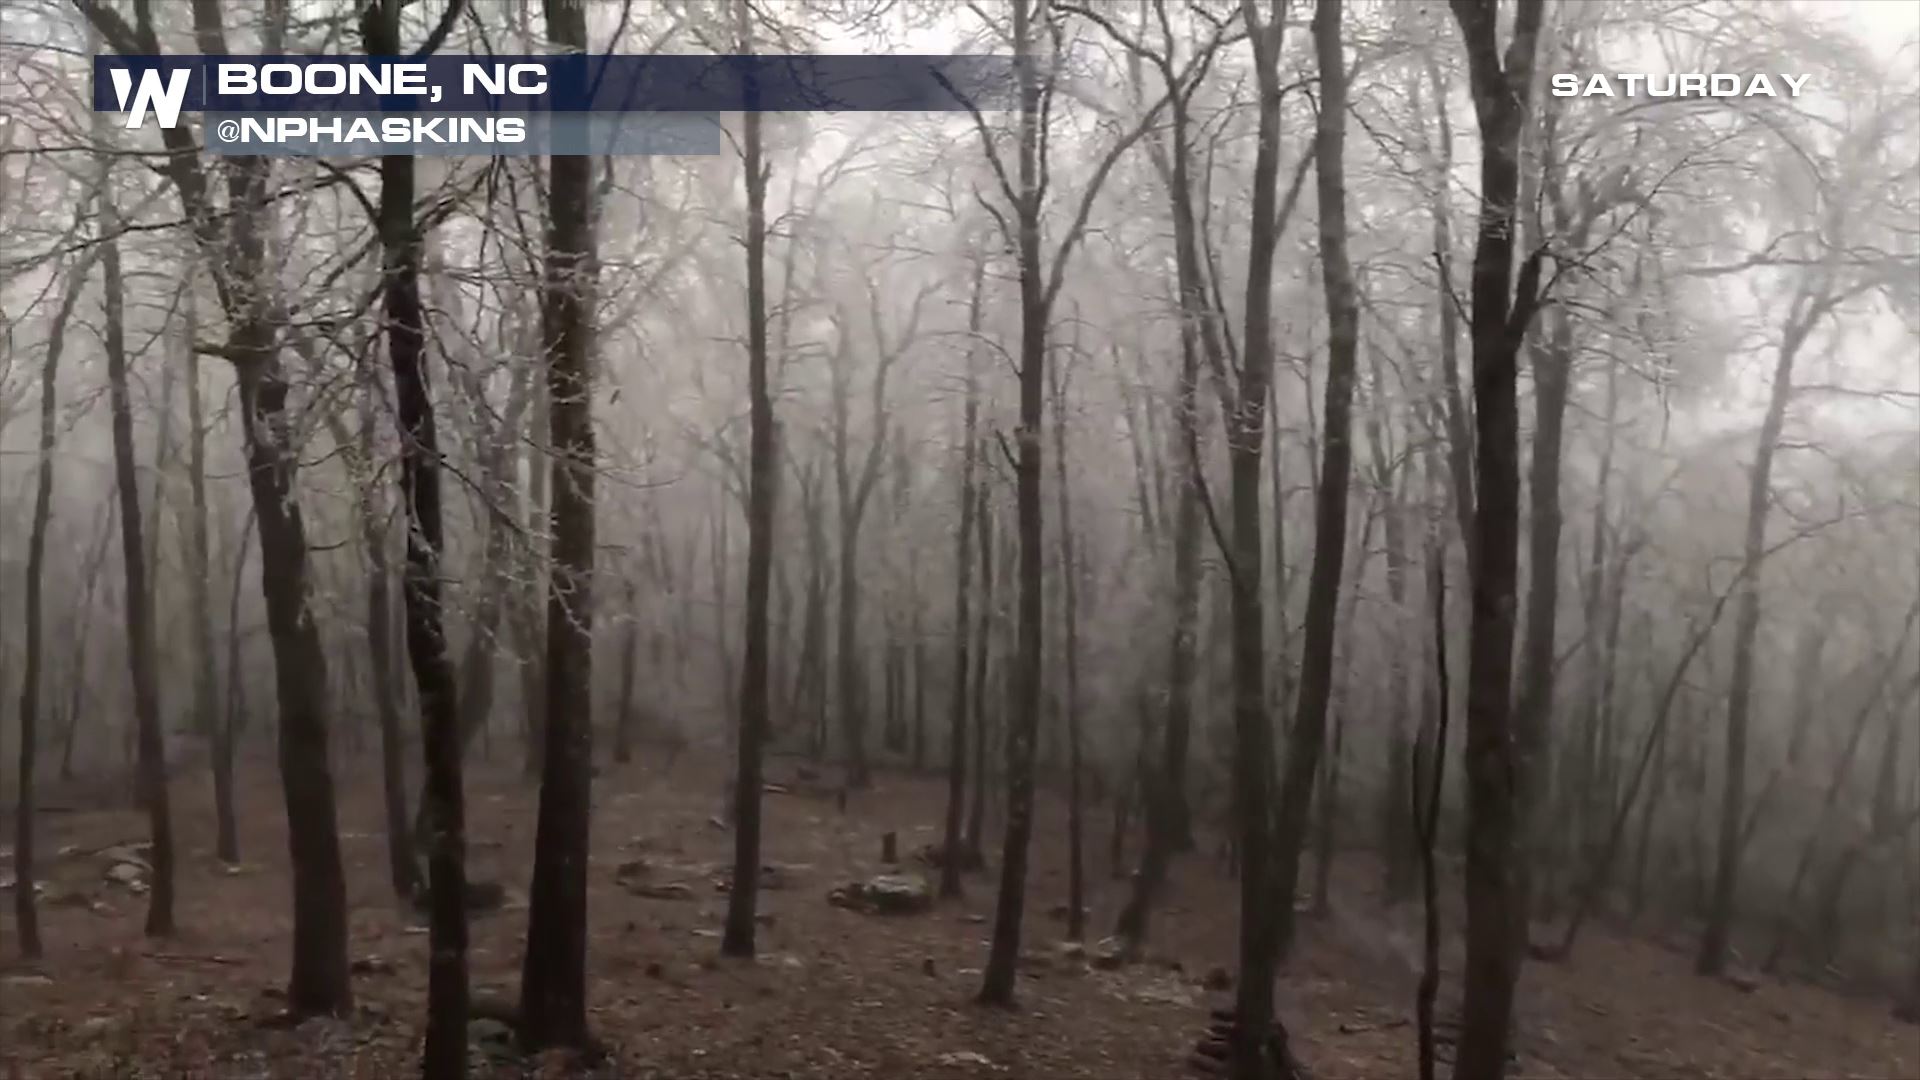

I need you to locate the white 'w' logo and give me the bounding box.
[109,67,191,130]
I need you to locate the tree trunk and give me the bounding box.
[1271,0,1362,966]
[1419,56,1476,547]
[1370,348,1417,904]
[362,511,419,901]
[451,355,535,760]
[364,4,472,1068]
[1698,299,1825,976]
[1050,358,1086,942]
[102,179,178,939]
[181,287,229,863]
[518,392,551,780]
[614,573,641,765]
[214,510,254,863]
[724,53,775,956]
[12,196,95,959]
[1221,2,1290,1071]
[1564,336,1621,900]
[966,486,994,859]
[60,503,116,785]
[910,563,928,772]
[1116,325,1202,951]
[520,0,597,1049]
[979,0,1045,1008]
[83,0,351,1008]
[1447,2,1546,1074]
[940,262,983,900]
[1416,524,1453,1080]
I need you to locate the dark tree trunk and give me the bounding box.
[966,487,994,860]
[451,355,536,761]
[102,181,178,939]
[362,512,419,901]
[12,193,94,959]
[1627,698,1670,923]
[1271,0,1362,967]
[725,51,775,956]
[1446,2,1546,1074]
[979,0,1045,1008]
[517,392,552,781]
[80,0,354,1014]
[1564,334,1621,898]
[365,3,471,1070]
[182,290,231,865]
[1221,2,1289,1071]
[614,573,641,765]
[60,503,115,785]
[214,511,254,862]
[1313,500,1376,919]
[910,562,928,772]
[1050,358,1086,942]
[834,523,868,785]
[1698,302,1825,976]
[331,337,420,906]
[826,283,907,787]
[1416,528,1453,1080]
[1420,56,1476,547]
[1370,350,1416,904]
[940,261,983,900]
[520,0,597,1050]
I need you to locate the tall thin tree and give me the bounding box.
[724,0,777,958]
[1446,1,1547,1075]
[520,0,599,1051]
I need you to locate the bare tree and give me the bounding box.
[519,0,599,1051]
[1446,0,1547,1075]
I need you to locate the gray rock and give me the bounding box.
[828,872,933,915]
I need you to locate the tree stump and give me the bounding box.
[881,831,898,864]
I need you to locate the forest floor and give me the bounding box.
[2,749,1916,1079]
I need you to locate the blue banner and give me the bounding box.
[93,54,1015,116]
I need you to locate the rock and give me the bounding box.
[469,1017,518,1060]
[1202,966,1233,991]
[613,858,651,881]
[350,955,397,976]
[1726,970,1761,994]
[104,862,149,893]
[936,1051,995,1068]
[828,873,932,915]
[1056,941,1087,963]
[75,1016,117,1038]
[627,882,696,901]
[1090,936,1127,970]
